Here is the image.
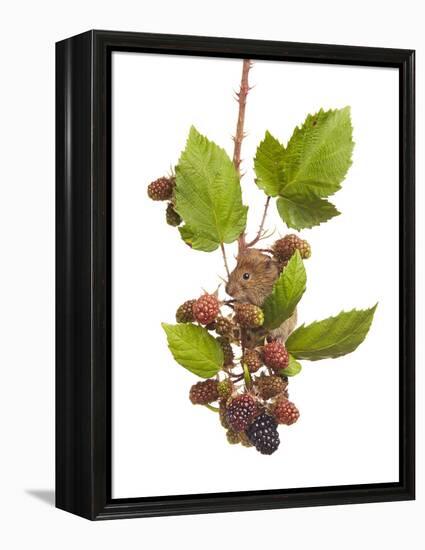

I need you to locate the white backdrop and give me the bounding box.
[0,1,423,549]
[112,53,399,497]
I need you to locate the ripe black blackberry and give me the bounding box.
[246,413,280,455]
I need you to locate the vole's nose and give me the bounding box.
[225,280,234,297]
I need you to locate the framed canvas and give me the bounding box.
[56,30,415,520]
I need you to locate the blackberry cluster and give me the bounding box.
[174,273,302,456]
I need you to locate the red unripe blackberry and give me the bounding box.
[175,299,196,323]
[226,394,257,432]
[272,234,311,263]
[272,398,300,425]
[234,303,264,328]
[246,413,280,455]
[165,203,182,226]
[193,294,220,325]
[216,337,234,366]
[263,341,289,372]
[244,349,263,373]
[189,379,219,405]
[147,176,175,201]
[255,375,287,400]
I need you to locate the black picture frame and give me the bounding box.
[56,30,415,521]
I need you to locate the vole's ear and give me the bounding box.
[264,257,279,273]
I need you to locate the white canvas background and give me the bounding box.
[111,53,399,498]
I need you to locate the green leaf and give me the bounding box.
[286,305,378,361]
[175,127,248,249]
[178,225,218,252]
[263,251,306,330]
[280,355,302,377]
[276,195,340,231]
[162,323,224,378]
[281,107,354,199]
[254,131,286,197]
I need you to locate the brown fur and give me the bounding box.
[226,249,280,307]
[226,248,297,346]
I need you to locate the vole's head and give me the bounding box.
[225,249,280,306]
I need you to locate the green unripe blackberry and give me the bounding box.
[234,303,264,328]
[226,430,240,445]
[217,379,233,400]
[255,374,287,400]
[215,316,235,338]
[175,299,196,323]
[244,349,263,373]
[272,234,311,263]
[219,400,229,429]
[239,431,253,447]
[165,203,182,226]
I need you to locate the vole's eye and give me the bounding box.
[243,272,250,280]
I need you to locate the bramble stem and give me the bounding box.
[220,242,231,279]
[247,196,271,247]
[233,59,252,252]
[204,404,220,413]
[233,59,252,174]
